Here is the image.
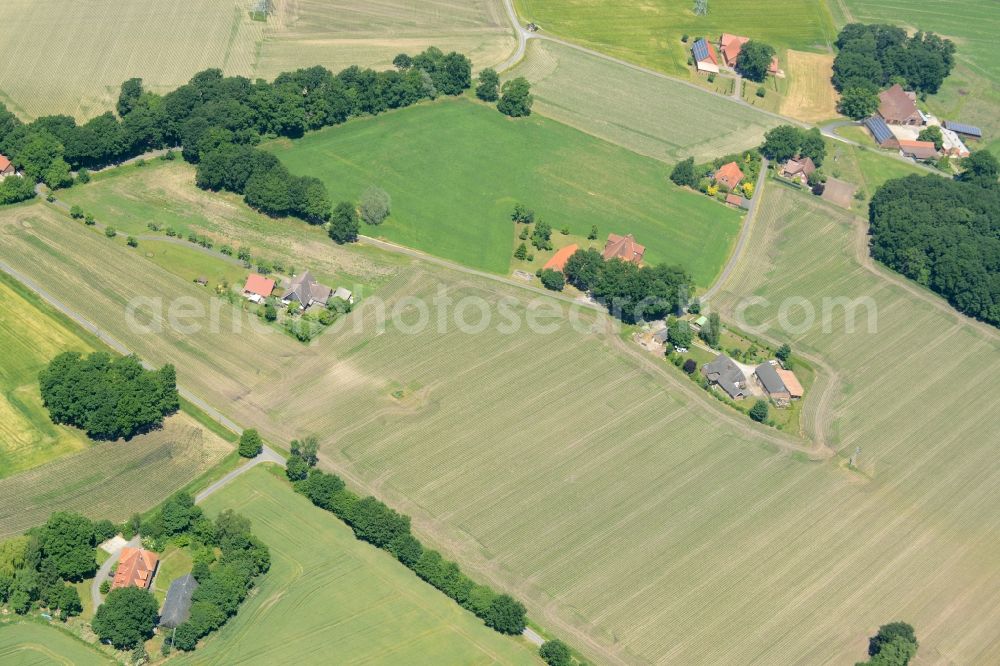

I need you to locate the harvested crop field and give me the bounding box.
[780,50,839,122]
[507,40,783,163]
[0,413,230,539]
[255,0,516,80]
[179,466,539,665]
[0,0,262,119]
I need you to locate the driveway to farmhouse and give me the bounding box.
[91,534,140,610]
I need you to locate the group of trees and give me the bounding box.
[39,352,179,440]
[475,68,533,117]
[0,512,100,620]
[295,468,528,635]
[0,46,472,222]
[563,248,694,323]
[868,154,1000,327]
[735,41,776,82]
[760,125,826,165]
[832,24,955,118]
[858,622,918,665]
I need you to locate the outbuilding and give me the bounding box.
[692,38,720,74]
[160,573,198,629]
[754,361,790,405]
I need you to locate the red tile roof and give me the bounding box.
[113,547,159,590]
[776,368,803,398]
[0,154,12,172]
[714,161,744,190]
[898,139,938,159]
[243,273,275,299]
[720,33,749,67]
[602,234,645,264]
[725,193,742,206]
[543,244,579,272]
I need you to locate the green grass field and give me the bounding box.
[822,137,933,207]
[178,466,539,665]
[0,621,112,665]
[267,97,742,284]
[507,40,784,163]
[514,0,836,77]
[0,275,95,478]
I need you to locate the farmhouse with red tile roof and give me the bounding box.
[602,234,645,264]
[242,273,275,301]
[113,547,159,590]
[543,244,579,272]
[714,161,744,190]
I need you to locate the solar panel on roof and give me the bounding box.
[692,39,709,61]
[944,120,982,137]
[864,116,894,145]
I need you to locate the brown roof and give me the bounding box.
[781,156,816,178]
[720,33,749,66]
[898,139,938,159]
[725,193,742,206]
[113,547,159,590]
[543,244,579,272]
[0,154,12,172]
[878,84,919,123]
[776,368,803,398]
[714,161,744,190]
[602,234,645,264]
[243,273,275,299]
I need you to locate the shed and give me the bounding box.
[160,574,198,629]
[332,287,354,304]
[776,368,803,399]
[725,193,742,207]
[898,139,938,160]
[543,244,579,272]
[692,39,720,73]
[755,361,790,404]
[0,154,14,177]
[943,120,982,139]
[864,116,898,148]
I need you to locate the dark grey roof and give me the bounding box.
[703,355,750,399]
[160,574,198,628]
[755,362,787,395]
[864,116,894,145]
[281,270,331,305]
[943,120,981,137]
[692,39,711,62]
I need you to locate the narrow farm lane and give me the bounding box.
[195,448,286,505]
[701,157,769,303]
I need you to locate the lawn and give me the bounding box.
[267,97,742,285]
[0,621,112,665]
[179,466,539,665]
[0,274,94,478]
[822,137,934,208]
[514,0,836,78]
[507,40,783,164]
[0,413,230,539]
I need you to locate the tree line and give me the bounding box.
[562,248,693,323]
[0,46,473,222]
[832,23,955,118]
[39,352,179,440]
[294,467,528,636]
[868,152,1000,327]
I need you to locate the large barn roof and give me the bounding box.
[160,573,198,628]
[864,116,895,145]
[943,120,982,138]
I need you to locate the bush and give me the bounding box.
[749,399,769,423]
[483,594,527,634]
[238,429,263,458]
[100,580,111,595]
[756,86,766,98]
[126,236,137,247]
[70,205,84,219]
[683,359,697,374]
[539,268,565,291]
[359,186,391,225]
[681,34,689,43]
[539,639,572,666]
[104,225,117,238]
[77,168,91,184]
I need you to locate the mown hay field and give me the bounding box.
[710,185,1000,664]
[0,621,112,665]
[268,97,741,283]
[514,0,836,77]
[0,413,230,539]
[179,466,539,665]
[5,189,1000,663]
[0,0,516,121]
[780,50,839,122]
[255,0,516,81]
[0,275,94,478]
[507,40,783,163]
[0,0,262,119]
